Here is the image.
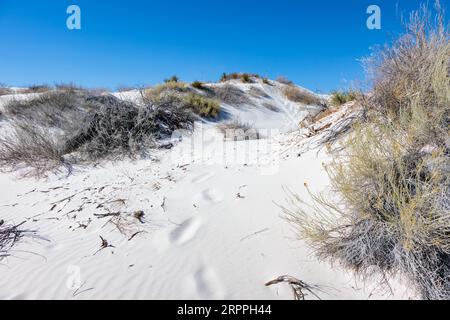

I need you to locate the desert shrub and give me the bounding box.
[283,86,322,106]
[3,90,87,129]
[164,75,179,83]
[183,93,221,118]
[286,2,450,300]
[330,91,358,106]
[0,121,67,176]
[64,93,195,160]
[192,81,205,90]
[241,74,251,83]
[54,82,84,92]
[276,76,294,85]
[144,81,188,103]
[25,84,52,93]
[218,119,260,141]
[262,77,271,85]
[0,91,196,173]
[210,84,252,106]
[0,87,13,96]
[220,73,228,82]
[220,72,260,83]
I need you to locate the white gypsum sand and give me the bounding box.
[0,80,412,300]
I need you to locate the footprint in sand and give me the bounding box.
[170,218,202,245]
[193,267,225,300]
[192,189,224,205]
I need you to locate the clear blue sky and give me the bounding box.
[0,0,447,92]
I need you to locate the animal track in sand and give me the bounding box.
[169,218,202,245]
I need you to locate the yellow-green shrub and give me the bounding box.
[184,93,221,118]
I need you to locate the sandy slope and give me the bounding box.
[0,82,412,300]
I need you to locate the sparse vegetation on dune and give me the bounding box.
[283,86,323,106]
[0,122,67,176]
[66,94,194,160]
[191,81,205,90]
[276,76,294,85]
[0,87,201,175]
[220,72,261,83]
[330,90,358,106]
[143,81,188,103]
[144,81,221,118]
[24,84,52,94]
[164,75,180,83]
[262,77,272,85]
[183,93,221,118]
[0,86,13,96]
[3,90,87,129]
[209,84,252,106]
[286,2,450,300]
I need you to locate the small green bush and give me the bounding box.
[220,72,260,83]
[144,81,187,103]
[241,74,251,83]
[262,78,271,85]
[192,81,205,90]
[164,75,179,83]
[330,91,357,106]
[184,93,221,118]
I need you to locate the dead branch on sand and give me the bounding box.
[265,276,323,300]
[0,221,39,260]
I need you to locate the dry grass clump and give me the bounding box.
[218,119,260,141]
[164,75,180,83]
[3,90,87,129]
[286,2,450,300]
[283,86,323,106]
[191,81,205,90]
[0,89,197,175]
[144,81,188,103]
[54,82,85,92]
[0,221,39,260]
[210,84,252,106]
[183,93,221,118]
[220,72,260,83]
[276,76,294,85]
[0,122,67,176]
[65,94,194,160]
[262,77,272,85]
[0,87,13,96]
[144,81,220,118]
[23,84,52,93]
[330,91,358,106]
